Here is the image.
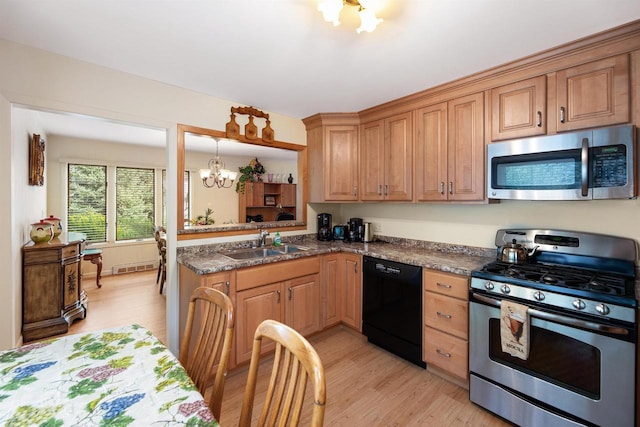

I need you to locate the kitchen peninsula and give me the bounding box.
[178,234,495,383]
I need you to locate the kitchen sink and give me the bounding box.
[276,244,310,254]
[220,244,309,261]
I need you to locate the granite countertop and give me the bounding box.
[177,235,496,277]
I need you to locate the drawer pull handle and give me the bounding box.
[436,349,452,358]
[436,282,452,289]
[436,311,452,319]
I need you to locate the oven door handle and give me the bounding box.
[471,293,630,336]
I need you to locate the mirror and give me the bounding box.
[177,124,307,239]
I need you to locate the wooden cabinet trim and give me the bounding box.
[236,256,320,291]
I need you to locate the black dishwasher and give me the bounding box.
[362,256,425,368]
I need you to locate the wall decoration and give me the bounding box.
[225,106,275,143]
[29,133,45,186]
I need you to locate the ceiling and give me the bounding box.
[2,0,640,147]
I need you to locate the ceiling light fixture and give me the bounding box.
[318,0,383,33]
[199,139,238,189]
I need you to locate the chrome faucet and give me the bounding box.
[259,229,269,247]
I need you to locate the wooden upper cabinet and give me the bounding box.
[491,76,546,141]
[556,54,630,132]
[360,112,413,201]
[415,93,484,202]
[324,125,359,201]
[360,120,385,200]
[448,92,485,201]
[415,102,448,201]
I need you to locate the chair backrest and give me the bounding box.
[239,319,326,427]
[179,287,235,421]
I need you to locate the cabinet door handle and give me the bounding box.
[436,311,452,319]
[225,281,230,296]
[353,186,357,197]
[448,182,453,194]
[288,287,292,300]
[378,184,382,196]
[436,349,452,358]
[536,111,542,127]
[439,182,445,195]
[436,282,452,289]
[354,262,358,274]
[559,106,566,123]
[276,289,281,304]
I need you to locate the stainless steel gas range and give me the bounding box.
[469,229,638,427]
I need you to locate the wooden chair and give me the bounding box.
[154,226,166,293]
[179,287,235,421]
[239,319,326,427]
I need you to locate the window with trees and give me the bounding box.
[116,167,155,241]
[67,164,107,242]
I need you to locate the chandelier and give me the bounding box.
[199,139,238,189]
[318,0,383,33]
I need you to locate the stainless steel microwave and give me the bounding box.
[487,125,637,200]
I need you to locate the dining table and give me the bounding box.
[0,324,219,426]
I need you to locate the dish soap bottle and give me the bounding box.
[274,231,282,247]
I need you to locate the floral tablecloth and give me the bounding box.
[0,324,219,426]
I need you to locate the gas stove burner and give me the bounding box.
[476,260,634,299]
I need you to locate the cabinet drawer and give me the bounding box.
[424,326,468,379]
[236,256,320,291]
[423,270,468,300]
[424,292,468,339]
[62,244,81,259]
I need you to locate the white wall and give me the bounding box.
[0,39,307,351]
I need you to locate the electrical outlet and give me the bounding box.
[373,223,381,232]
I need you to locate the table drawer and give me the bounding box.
[423,270,468,300]
[424,292,468,340]
[424,326,468,380]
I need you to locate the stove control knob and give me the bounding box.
[484,281,494,290]
[533,291,545,301]
[572,299,586,310]
[595,303,610,316]
[500,284,511,294]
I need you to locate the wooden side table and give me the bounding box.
[83,248,103,288]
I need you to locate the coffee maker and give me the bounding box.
[317,213,333,241]
[348,217,363,242]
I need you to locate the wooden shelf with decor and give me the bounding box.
[239,181,296,223]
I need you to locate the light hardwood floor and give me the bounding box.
[66,271,510,426]
[67,270,167,343]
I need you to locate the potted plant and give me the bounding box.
[236,158,265,194]
[191,208,215,225]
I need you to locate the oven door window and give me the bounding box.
[492,149,581,190]
[488,318,601,399]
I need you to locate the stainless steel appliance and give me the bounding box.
[348,217,363,242]
[363,222,374,242]
[487,124,637,200]
[362,256,425,368]
[317,213,332,241]
[470,228,637,427]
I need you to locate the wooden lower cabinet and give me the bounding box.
[321,252,362,330]
[321,253,340,328]
[234,256,321,365]
[423,269,469,381]
[340,253,362,332]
